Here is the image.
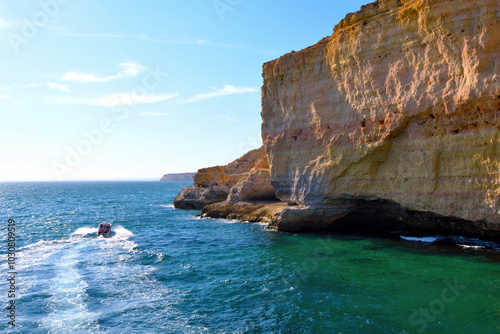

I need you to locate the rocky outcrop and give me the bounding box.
[260,0,500,236]
[268,199,500,238]
[173,186,229,210]
[225,147,269,176]
[227,153,277,203]
[193,166,234,188]
[202,201,287,223]
[160,173,195,182]
[226,169,276,203]
[174,146,277,209]
[192,147,266,188]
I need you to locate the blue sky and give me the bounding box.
[0,0,368,181]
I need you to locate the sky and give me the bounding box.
[0,0,369,181]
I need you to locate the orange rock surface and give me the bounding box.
[262,0,500,228]
[227,153,276,203]
[175,146,277,209]
[193,147,267,188]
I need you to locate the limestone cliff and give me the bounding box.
[227,154,276,203]
[261,0,500,236]
[174,146,276,209]
[173,186,229,210]
[192,147,266,188]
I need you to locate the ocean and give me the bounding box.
[0,181,499,333]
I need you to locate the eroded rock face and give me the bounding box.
[193,166,232,188]
[174,146,276,209]
[193,147,267,188]
[202,201,287,223]
[225,147,268,176]
[262,0,500,230]
[227,169,276,203]
[227,153,277,203]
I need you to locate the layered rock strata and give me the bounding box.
[202,201,287,224]
[172,186,229,210]
[174,146,277,209]
[227,154,276,203]
[259,0,500,236]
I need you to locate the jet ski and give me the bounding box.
[97,222,112,238]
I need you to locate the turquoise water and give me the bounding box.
[0,181,499,333]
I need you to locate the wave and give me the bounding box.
[18,225,136,270]
[400,235,500,251]
[196,215,262,225]
[158,204,175,209]
[70,225,134,240]
[458,244,484,250]
[18,239,71,270]
[112,225,134,238]
[400,236,439,243]
[42,241,101,333]
[71,226,97,237]
[19,238,68,251]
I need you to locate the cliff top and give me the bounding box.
[193,146,267,187]
[263,0,407,68]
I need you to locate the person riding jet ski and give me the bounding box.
[97,222,112,236]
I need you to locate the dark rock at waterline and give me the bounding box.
[201,197,500,241]
[202,200,287,223]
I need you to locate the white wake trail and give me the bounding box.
[42,241,102,333]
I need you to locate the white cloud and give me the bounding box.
[114,110,173,121]
[50,92,179,107]
[64,32,143,39]
[61,62,147,83]
[47,82,71,93]
[184,85,258,103]
[137,111,172,116]
[163,38,210,46]
[164,38,274,54]
[0,18,62,31]
[64,33,130,38]
[0,18,15,28]
[64,32,275,53]
[0,95,8,100]
[2,83,40,90]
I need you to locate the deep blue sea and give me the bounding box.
[0,181,499,333]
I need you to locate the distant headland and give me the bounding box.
[160,173,195,182]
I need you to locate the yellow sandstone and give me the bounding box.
[261,0,500,234]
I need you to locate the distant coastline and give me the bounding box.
[160,173,195,182]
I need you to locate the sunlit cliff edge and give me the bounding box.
[176,0,500,239]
